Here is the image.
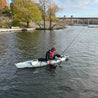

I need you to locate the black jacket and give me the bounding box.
[45,50,61,61]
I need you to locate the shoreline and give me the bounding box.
[0,28,35,32]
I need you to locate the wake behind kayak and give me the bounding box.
[15,56,69,69]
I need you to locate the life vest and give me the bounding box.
[49,51,54,59]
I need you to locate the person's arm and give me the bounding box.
[46,51,50,64]
[53,53,63,58]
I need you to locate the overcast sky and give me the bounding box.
[7,0,98,17]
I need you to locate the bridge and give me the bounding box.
[58,16,98,25]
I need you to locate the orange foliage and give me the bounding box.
[0,0,6,8]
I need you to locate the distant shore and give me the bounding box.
[0,27,35,32]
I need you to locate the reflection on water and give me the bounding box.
[1,26,98,98]
[14,30,56,61]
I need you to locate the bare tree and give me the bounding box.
[47,3,59,29]
[39,0,48,29]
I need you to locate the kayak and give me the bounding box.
[15,56,69,68]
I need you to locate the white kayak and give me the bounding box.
[15,56,69,68]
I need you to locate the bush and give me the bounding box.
[19,22,33,28]
[2,8,11,17]
[0,22,11,28]
[11,21,34,28]
[19,22,27,28]
[11,20,20,26]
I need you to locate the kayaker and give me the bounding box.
[46,47,63,64]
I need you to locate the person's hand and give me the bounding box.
[47,61,50,64]
[60,55,63,57]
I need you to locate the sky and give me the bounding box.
[7,0,98,17]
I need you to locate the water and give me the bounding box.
[0,26,98,98]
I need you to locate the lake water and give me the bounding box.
[0,26,98,98]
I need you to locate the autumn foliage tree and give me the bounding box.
[12,0,42,28]
[0,0,6,8]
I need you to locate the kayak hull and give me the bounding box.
[15,56,69,68]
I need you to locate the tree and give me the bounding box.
[39,0,48,29]
[12,0,42,28]
[0,8,2,15]
[10,2,14,13]
[0,0,7,8]
[2,7,11,16]
[46,3,59,29]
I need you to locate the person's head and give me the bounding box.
[51,47,56,52]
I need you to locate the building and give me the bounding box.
[0,0,7,9]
